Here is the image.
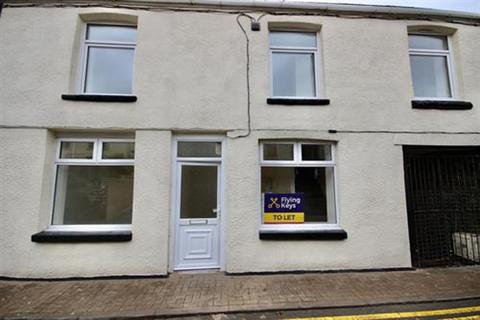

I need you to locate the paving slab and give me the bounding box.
[1,266,480,319]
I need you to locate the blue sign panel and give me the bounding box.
[264,193,304,213]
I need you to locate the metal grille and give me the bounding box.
[403,146,480,268]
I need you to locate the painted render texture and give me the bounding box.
[0,4,479,277]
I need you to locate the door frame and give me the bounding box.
[169,135,226,272]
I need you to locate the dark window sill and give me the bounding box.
[267,98,330,106]
[259,228,347,240]
[31,230,132,243]
[62,94,137,103]
[412,100,473,110]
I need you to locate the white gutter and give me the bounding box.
[151,0,480,20]
[5,0,480,20]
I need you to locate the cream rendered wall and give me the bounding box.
[0,6,479,277]
[1,8,479,131]
[0,8,248,130]
[0,129,171,277]
[248,17,480,133]
[225,131,413,272]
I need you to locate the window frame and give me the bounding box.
[49,138,135,232]
[259,141,340,231]
[268,30,321,99]
[79,23,137,96]
[408,32,456,100]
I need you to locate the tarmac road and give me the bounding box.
[171,298,480,320]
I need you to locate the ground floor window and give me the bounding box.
[260,142,337,225]
[51,138,134,229]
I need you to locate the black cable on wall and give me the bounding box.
[230,13,254,139]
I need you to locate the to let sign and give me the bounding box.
[264,193,304,224]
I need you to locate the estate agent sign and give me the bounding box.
[264,193,304,224]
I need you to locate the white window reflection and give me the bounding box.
[269,31,319,98]
[408,34,453,99]
[83,25,136,94]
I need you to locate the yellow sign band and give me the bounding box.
[264,212,304,224]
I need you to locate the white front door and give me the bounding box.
[174,162,221,270]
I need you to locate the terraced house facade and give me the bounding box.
[0,0,479,278]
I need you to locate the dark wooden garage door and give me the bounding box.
[403,146,480,267]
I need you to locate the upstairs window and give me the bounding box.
[269,31,319,98]
[408,34,454,99]
[82,24,137,95]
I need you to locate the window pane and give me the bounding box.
[102,142,135,159]
[177,142,222,158]
[301,144,332,161]
[60,142,94,159]
[263,144,294,161]
[52,166,134,225]
[410,55,452,98]
[87,25,137,43]
[261,167,336,223]
[85,47,134,94]
[180,165,217,219]
[272,52,315,97]
[408,34,448,50]
[270,32,316,47]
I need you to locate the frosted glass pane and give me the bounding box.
[263,144,294,161]
[180,166,217,219]
[272,52,315,97]
[102,142,135,159]
[177,142,222,158]
[60,142,94,159]
[410,55,451,98]
[408,34,448,50]
[85,47,134,94]
[52,166,133,225]
[270,32,316,47]
[87,25,137,43]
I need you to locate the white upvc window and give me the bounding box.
[408,33,455,99]
[269,31,320,98]
[260,142,339,229]
[49,138,135,231]
[81,24,137,95]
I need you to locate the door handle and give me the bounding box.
[212,208,220,218]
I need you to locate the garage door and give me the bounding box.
[403,146,480,267]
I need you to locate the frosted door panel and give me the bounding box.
[180,166,217,219]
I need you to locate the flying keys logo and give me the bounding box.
[264,193,304,224]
